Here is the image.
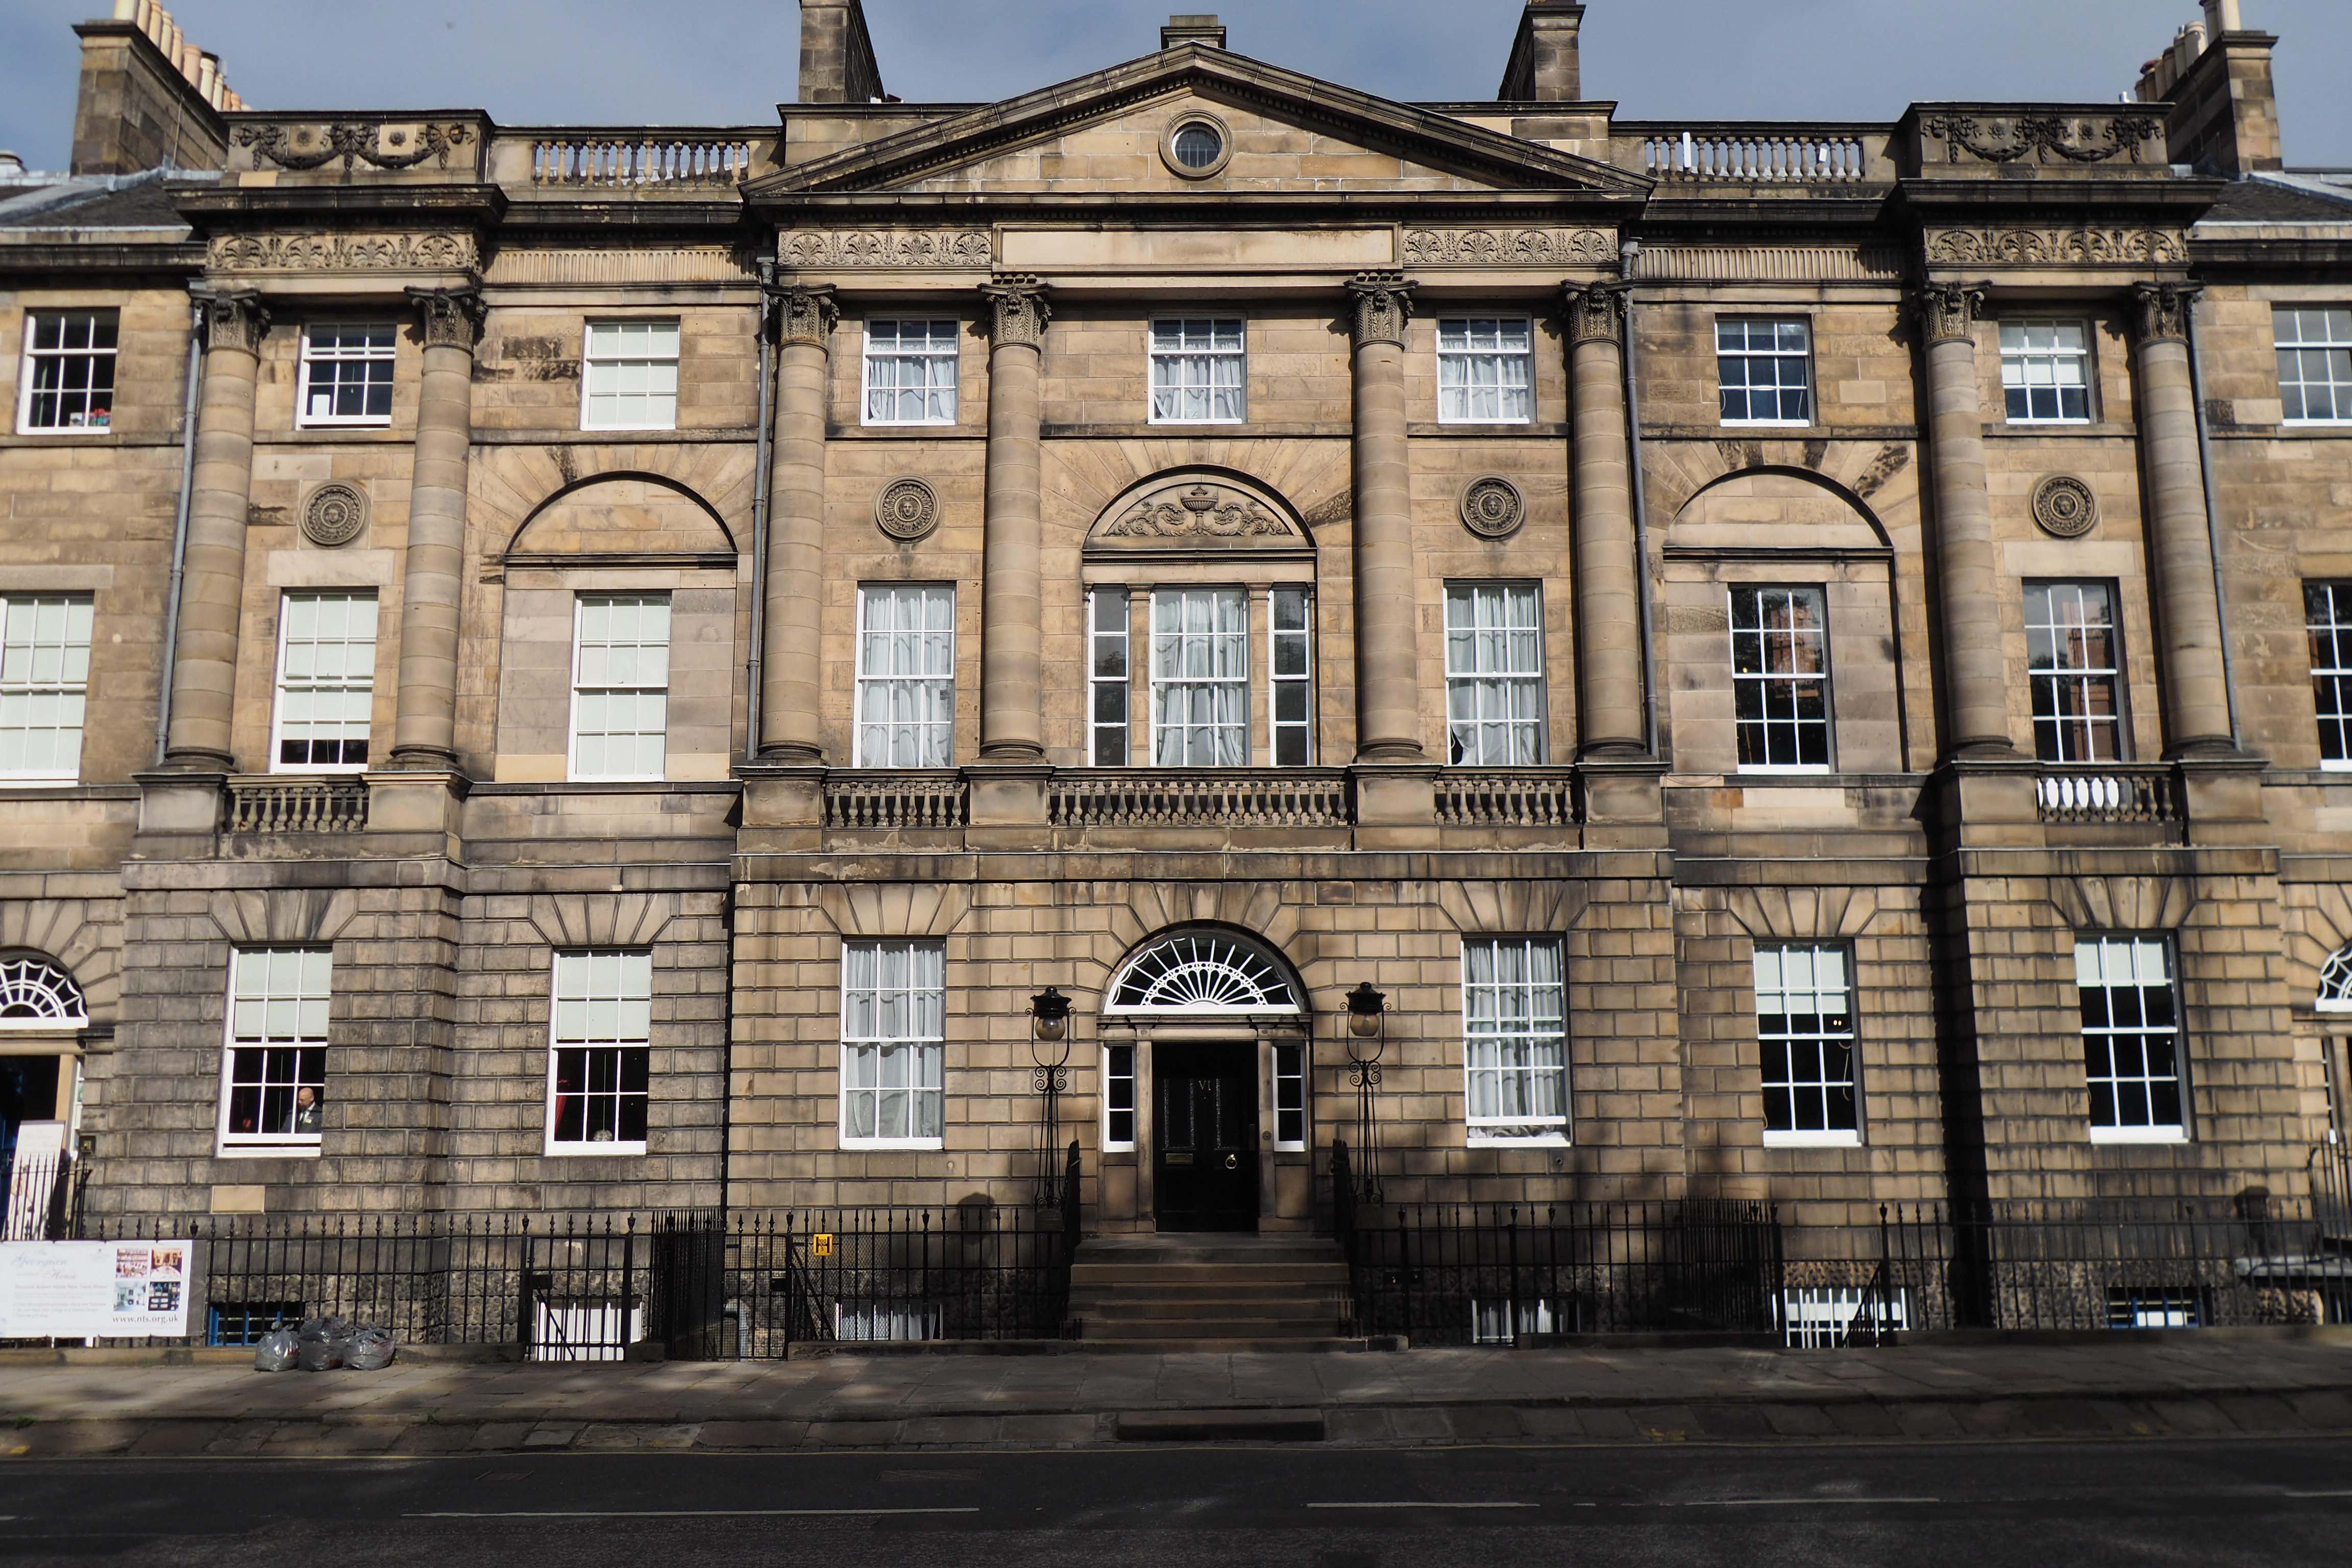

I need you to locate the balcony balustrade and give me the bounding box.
[1048,770,1353,830]
[1432,770,1583,829]
[822,772,969,831]
[2034,767,2183,826]
[224,777,370,835]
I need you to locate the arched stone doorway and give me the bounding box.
[1098,926,1311,1233]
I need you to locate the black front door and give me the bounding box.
[1153,1043,1259,1232]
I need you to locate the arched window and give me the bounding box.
[0,957,86,1028]
[1104,929,1304,1017]
[2319,944,2352,1013]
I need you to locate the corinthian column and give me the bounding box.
[163,290,267,769]
[978,276,1050,763]
[761,284,836,764]
[384,288,484,770]
[1563,283,1645,757]
[1347,272,1422,763]
[2133,283,2234,755]
[1917,283,2014,757]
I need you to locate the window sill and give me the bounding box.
[2282,419,2352,429]
[2320,761,2352,773]
[1719,419,1814,430]
[544,1143,649,1158]
[579,424,682,435]
[841,1138,947,1153]
[1468,1130,1570,1148]
[860,419,960,430]
[295,421,394,433]
[1145,420,1249,429]
[0,777,85,788]
[216,1143,322,1160]
[268,766,370,777]
[566,773,670,786]
[1735,766,1834,778]
[2088,1126,2190,1145]
[13,427,112,438]
[1763,1131,1863,1148]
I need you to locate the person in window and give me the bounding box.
[293,1086,322,1135]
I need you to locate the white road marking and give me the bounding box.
[1678,1497,1942,1508]
[1306,1502,1538,1510]
[2282,1490,2352,1499]
[405,1507,981,1520]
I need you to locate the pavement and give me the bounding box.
[4,1335,2352,1456]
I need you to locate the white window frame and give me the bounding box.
[2306,581,2352,771]
[14,309,117,434]
[836,1301,942,1342]
[2000,319,2094,425]
[1436,316,1535,425]
[579,318,682,433]
[1149,586,1250,767]
[1753,944,1861,1147]
[216,947,331,1158]
[1444,582,1548,766]
[860,318,960,427]
[2077,936,2190,1144]
[1272,1041,1306,1151]
[2026,582,2125,765]
[1462,936,1570,1146]
[545,950,653,1158]
[1729,584,1833,775]
[2276,305,2352,426]
[295,322,397,430]
[0,594,93,785]
[1472,1297,1567,1344]
[1779,1286,1909,1349]
[1147,316,1246,425]
[1088,585,1131,768]
[1717,316,1814,427]
[839,938,947,1151]
[1103,1042,1137,1152]
[853,583,957,769]
[268,591,377,774]
[1268,585,1314,767]
[568,593,671,783]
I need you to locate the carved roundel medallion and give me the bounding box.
[300,481,369,547]
[2032,474,2099,538]
[875,477,941,542]
[1459,476,1527,540]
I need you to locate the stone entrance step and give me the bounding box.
[1069,1233,1356,1344]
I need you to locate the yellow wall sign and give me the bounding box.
[812,1233,835,1258]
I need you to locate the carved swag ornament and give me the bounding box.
[1918,113,2162,166]
[1100,483,1291,542]
[236,121,474,173]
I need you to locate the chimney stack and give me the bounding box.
[798,0,885,105]
[1161,15,1226,51]
[69,1,239,175]
[1497,2,1585,103]
[2133,2,2281,174]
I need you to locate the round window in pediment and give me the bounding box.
[1161,113,1233,179]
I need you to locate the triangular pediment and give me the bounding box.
[752,45,1649,201]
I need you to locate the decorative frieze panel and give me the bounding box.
[779,230,994,269]
[1925,228,2188,267]
[1400,228,1616,266]
[1096,482,1296,545]
[233,119,477,173]
[209,233,478,274]
[1913,111,2165,169]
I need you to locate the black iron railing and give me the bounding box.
[1326,1177,2352,1346]
[3,1155,87,1241]
[74,1190,1083,1358]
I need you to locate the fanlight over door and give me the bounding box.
[0,958,85,1028]
[1104,929,1304,1019]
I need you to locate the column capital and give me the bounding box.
[1560,281,1628,346]
[2134,281,2201,344]
[979,275,1051,348]
[192,289,269,355]
[765,282,839,347]
[1346,272,1414,348]
[1914,281,1986,345]
[406,286,485,351]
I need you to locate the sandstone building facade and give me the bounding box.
[3,0,2349,1239]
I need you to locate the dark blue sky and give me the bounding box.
[3,1,2345,173]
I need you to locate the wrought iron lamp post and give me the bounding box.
[1343,982,1386,1203]
[1028,986,1072,1209]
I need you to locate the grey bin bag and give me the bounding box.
[295,1315,352,1372]
[345,1327,397,1371]
[253,1327,299,1373]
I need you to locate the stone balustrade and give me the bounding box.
[507,132,772,190]
[2035,767,2183,826]
[224,778,370,835]
[1433,770,1583,828]
[1622,124,1891,186]
[822,773,969,831]
[1048,771,1353,829]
